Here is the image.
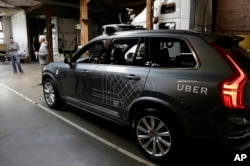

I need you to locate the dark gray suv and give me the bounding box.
[42,30,250,163]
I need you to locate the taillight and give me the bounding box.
[212,43,247,109]
[221,54,247,109]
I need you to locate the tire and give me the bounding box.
[132,109,182,164]
[43,78,64,109]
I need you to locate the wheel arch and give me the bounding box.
[128,97,187,138]
[43,72,59,89]
[42,71,64,100]
[42,71,56,84]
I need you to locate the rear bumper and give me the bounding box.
[226,127,250,150]
[185,107,250,151]
[225,108,250,150]
[234,140,250,150]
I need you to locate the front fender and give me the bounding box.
[42,70,63,98]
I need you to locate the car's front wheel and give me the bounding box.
[43,78,64,109]
[132,109,182,163]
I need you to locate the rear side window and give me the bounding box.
[148,37,196,68]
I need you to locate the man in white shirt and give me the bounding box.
[35,35,48,85]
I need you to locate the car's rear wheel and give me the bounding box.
[43,78,64,109]
[132,109,182,163]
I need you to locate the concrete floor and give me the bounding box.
[0,61,155,166]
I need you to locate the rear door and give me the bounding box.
[92,37,150,119]
[145,36,220,113]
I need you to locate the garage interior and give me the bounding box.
[0,0,147,62]
[0,1,250,166]
[0,0,250,62]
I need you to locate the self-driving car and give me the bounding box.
[42,30,250,163]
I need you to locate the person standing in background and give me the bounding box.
[7,37,24,74]
[36,35,48,85]
[33,36,40,60]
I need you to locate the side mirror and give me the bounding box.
[64,54,73,65]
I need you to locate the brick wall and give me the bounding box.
[216,0,250,34]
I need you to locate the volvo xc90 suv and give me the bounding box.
[42,30,250,163]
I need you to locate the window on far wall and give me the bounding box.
[0,20,4,43]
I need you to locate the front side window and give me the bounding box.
[109,38,140,65]
[75,39,111,64]
[149,37,196,68]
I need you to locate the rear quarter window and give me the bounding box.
[148,37,197,68]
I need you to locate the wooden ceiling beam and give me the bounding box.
[25,2,45,14]
[88,1,145,13]
[34,0,79,8]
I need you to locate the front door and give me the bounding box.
[92,38,150,118]
[59,40,108,104]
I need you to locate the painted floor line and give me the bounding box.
[0,83,156,166]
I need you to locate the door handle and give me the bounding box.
[82,70,89,73]
[81,70,89,76]
[126,75,140,81]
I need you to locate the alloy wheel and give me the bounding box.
[44,81,56,106]
[136,115,172,157]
